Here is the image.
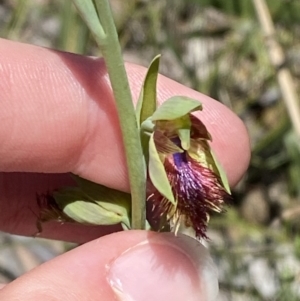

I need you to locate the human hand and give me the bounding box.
[0,39,250,300]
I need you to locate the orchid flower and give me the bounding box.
[143,97,231,239]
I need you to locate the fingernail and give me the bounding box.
[107,233,219,301]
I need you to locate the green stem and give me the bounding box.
[72,0,146,230]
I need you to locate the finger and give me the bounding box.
[0,38,250,192]
[0,231,219,301]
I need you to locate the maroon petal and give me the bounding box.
[190,114,212,141]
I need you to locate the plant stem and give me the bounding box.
[97,0,146,229]
[73,0,146,229]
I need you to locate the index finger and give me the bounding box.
[0,39,250,190]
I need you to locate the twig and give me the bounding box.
[252,0,300,139]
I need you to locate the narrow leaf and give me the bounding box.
[71,0,105,41]
[136,55,161,126]
[151,96,202,121]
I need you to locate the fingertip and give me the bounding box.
[0,231,218,301]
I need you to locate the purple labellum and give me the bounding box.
[172,151,187,167]
[171,137,187,167]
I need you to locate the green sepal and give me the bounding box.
[136,55,161,127]
[188,141,231,194]
[148,134,176,205]
[151,96,202,121]
[210,150,231,194]
[54,176,131,228]
[140,118,155,162]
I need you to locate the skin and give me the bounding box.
[0,38,250,300]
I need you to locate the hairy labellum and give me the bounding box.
[147,109,231,239]
[149,149,230,239]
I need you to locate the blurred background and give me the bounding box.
[1,0,300,300]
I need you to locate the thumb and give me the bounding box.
[0,231,218,301]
